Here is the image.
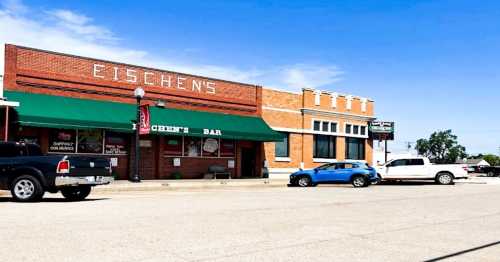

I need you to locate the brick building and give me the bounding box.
[0,44,281,179]
[261,88,376,178]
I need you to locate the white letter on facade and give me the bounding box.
[192,80,202,92]
[126,69,137,83]
[144,72,154,85]
[93,64,105,78]
[177,76,186,89]
[161,74,171,88]
[206,82,216,94]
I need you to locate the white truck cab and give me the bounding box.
[376,157,468,185]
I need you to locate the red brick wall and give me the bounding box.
[3,44,262,116]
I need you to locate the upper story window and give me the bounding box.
[345,124,352,134]
[313,120,321,131]
[312,119,338,134]
[314,91,321,106]
[345,124,367,136]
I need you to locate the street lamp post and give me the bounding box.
[131,87,145,182]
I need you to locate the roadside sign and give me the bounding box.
[369,121,394,140]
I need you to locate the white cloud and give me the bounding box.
[0,1,343,92]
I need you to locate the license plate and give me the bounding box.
[86,176,95,182]
[95,176,104,183]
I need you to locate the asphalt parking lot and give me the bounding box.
[1,182,500,262]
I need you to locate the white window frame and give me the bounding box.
[344,122,368,138]
[311,118,340,135]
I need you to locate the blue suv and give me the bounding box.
[289,162,378,188]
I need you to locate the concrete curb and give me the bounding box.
[93,179,290,192]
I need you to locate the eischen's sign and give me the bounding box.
[93,64,216,95]
[4,45,260,116]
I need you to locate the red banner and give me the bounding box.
[139,105,151,135]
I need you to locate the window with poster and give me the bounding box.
[165,136,182,156]
[48,129,76,153]
[220,139,235,157]
[202,138,219,157]
[184,137,201,157]
[77,129,103,154]
[104,131,128,155]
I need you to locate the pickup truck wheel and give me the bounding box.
[10,175,44,202]
[487,171,495,177]
[352,176,368,188]
[61,186,91,201]
[297,176,312,187]
[436,173,454,185]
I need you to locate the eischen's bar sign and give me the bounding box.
[93,64,216,95]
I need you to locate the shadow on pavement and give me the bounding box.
[0,196,110,203]
[376,181,436,186]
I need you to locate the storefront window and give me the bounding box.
[165,136,183,156]
[313,135,336,159]
[104,131,128,154]
[184,137,201,157]
[48,129,76,153]
[78,129,103,154]
[202,138,219,157]
[275,132,289,157]
[345,137,365,160]
[220,139,235,157]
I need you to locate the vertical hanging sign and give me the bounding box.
[139,105,151,135]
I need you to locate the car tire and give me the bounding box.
[297,176,312,187]
[10,175,44,202]
[352,175,368,188]
[371,174,382,185]
[487,171,495,177]
[61,186,92,201]
[436,172,454,185]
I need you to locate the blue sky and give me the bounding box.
[1,0,499,154]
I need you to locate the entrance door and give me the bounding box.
[241,147,257,178]
[138,137,157,179]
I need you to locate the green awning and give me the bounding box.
[149,107,283,141]
[5,91,282,141]
[5,91,136,132]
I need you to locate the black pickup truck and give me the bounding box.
[0,142,113,202]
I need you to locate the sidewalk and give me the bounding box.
[93,178,290,192]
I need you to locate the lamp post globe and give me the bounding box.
[131,87,145,182]
[134,87,145,99]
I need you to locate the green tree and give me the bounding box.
[483,154,500,166]
[415,129,467,164]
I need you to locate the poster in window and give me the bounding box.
[104,132,128,154]
[220,139,235,157]
[202,138,219,157]
[165,136,182,156]
[78,129,103,154]
[184,137,201,157]
[48,129,76,153]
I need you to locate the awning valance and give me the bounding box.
[5,91,282,141]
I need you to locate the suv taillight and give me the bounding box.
[57,160,70,174]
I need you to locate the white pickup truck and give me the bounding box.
[375,157,468,185]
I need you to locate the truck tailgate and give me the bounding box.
[67,156,111,176]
